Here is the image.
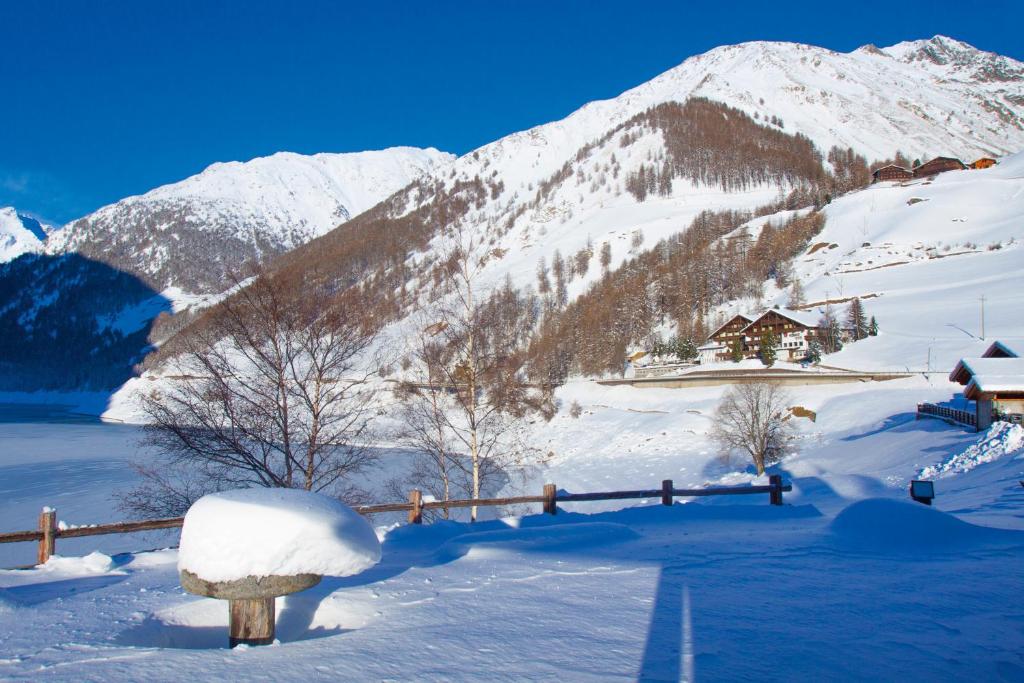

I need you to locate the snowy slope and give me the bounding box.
[0,207,48,263]
[319,36,1024,331]
[754,151,1024,373]
[46,147,453,294]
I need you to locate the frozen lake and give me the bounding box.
[0,403,169,567]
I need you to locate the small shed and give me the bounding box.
[948,347,1024,429]
[697,341,726,365]
[969,157,997,170]
[912,157,966,178]
[964,374,1024,424]
[871,164,913,183]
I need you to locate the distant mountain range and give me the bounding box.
[2,35,1023,391]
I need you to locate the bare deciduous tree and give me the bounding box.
[710,382,794,475]
[123,269,381,517]
[396,227,549,521]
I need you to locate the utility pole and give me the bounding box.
[979,295,986,340]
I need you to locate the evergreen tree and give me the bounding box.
[675,337,698,361]
[805,339,823,364]
[759,331,779,367]
[846,298,868,341]
[819,308,844,353]
[868,316,878,336]
[730,337,744,363]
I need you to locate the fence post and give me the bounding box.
[408,490,423,525]
[542,483,557,515]
[769,475,783,506]
[38,508,57,564]
[661,479,673,506]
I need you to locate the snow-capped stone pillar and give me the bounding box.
[177,488,382,648]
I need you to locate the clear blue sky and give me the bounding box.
[2,0,1022,224]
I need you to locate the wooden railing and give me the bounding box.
[1,476,791,566]
[917,402,977,428]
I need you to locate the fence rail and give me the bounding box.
[917,402,977,428]
[1,476,791,567]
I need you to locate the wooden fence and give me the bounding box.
[1,476,791,566]
[916,402,977,428]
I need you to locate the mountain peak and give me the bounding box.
[0,207,48,263]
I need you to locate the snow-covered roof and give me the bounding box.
[742,308,821,331]
[698,341,726,350]
[707,312,756,339]
[982,341,1019,358]
[178,488,381,583]
[949,357,1024,385]
[965,373,1024,398]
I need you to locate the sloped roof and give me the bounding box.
[950,357,1024,385]
[741,308,821,332]
[965,372,1024,399]
[872,164,911,174]
[982,341,1019,358]
[707,312,756,339]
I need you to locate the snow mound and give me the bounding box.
[829,498,1021,553]
[42,551,117,574]
[919,423,1024,479]
[178,488,381,583]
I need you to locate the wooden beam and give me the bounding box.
[408,489,423,525]
[229,597,275,647]
[542,483,557,515]
[56,517,184,538]
[662,479,673,506]
[37,509,56,565]
[769,474,784,506]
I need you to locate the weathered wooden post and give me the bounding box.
[37,508,57,564]
[542,483,557,515]
[662,480,673,506]
[769,475,783,506]
[408,489,423,524]
[181,570,321,647]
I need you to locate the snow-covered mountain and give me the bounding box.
[247,35,1023,350]
[46,146,454,294]
[0,207,50,262]
[8,35,1024,392]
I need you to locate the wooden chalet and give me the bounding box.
[948,342,1024,429]
[871,164,913,183]
[707,313,756,360]
[912,156,966,179]
[969,157,997,170]
[741,309,822,361]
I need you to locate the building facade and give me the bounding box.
[912,156,966,178]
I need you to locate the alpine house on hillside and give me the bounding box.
[707,309,823,362]
[948,342,1024,429]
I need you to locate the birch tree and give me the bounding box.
[123,270,381,517]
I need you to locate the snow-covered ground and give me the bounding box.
[2,365,1024,679]
[3,143,1024,678]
